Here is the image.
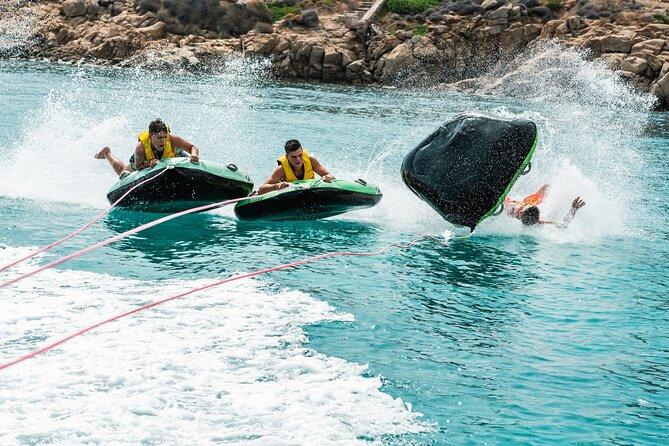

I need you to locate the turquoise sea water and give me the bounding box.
[0,49,668,445]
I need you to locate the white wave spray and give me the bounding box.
[443,41,656,240]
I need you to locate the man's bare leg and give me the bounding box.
[536,183,550,197]
[95,146,130,177]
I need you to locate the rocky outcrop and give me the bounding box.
[10,0,669,108]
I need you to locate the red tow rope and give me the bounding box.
[0,168,170,273]
[0,194,250,290]
[0,234,449,371]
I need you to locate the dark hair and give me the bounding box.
[149,119,168,134]
[284,139,302,153]
[520,205,540,225]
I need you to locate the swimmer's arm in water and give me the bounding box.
[546,197,586,229]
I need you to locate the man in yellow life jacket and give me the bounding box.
[506,183,586,228]
[94,119,200,179]
[258,139,335,195]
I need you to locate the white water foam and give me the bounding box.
[0,246,427,445]
[411,42,656,240]
[0,1,38,57]
[0,41,653,240]
[0,104,130,208]
[0,59,270,209]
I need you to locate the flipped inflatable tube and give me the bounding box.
[401,114,537,231]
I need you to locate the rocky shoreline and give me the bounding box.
[5,0,669,108]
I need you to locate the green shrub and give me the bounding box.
[386,0,439,14]
[654,13,669,25]
[412,24,428,36]
[267,4,301,22]
[323,0,336,6]
[544,0,561,11]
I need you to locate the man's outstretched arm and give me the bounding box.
[555,197,586,228]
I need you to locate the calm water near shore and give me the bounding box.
[0,54,667,445]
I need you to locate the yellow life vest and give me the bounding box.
[277,149,315,182]
[138,128,175,161]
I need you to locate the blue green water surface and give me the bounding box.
[0,54,667,445]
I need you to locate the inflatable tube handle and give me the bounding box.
[521,162,531,175]
[227,163,238,172]
[492,203,504,216]
[355,178,367,186]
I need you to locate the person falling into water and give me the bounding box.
[94,118,200,179]
[506,183,586,228]
[257,139,335,195]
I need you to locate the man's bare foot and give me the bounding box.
[94,146,111,159]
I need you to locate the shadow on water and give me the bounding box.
[394,235,542,345]
[103,209,383,280]
[233,218,384,254]
[307,234,544,370]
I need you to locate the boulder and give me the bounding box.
[658,62,669,80]
[482,0,499,10]
[523,23,543,40]
[380,43,416,81]
[62,0,87,18]
[488,17,509,27]
[500,26,524,49]
[56,28,74,44]
[487,5,510,20]
[620,56,648,75]
[274,38,290,53]
[413,39,440,61]
[642,53,664,75]
[300,9,319,28]
[631,39,666,55]
[322,63,340,82]
[137,22,166,40]
[345,59,365,81]
[110,1,124,16]
[309,45,325,68]
[91,35,133,60]
[322,47,341,66]
[555,22,570,36]
[486,25,506,36]
[343,13,359,29]
[346,59,365,74]
[601,34,635,53]
[245,35,280,54]
[369,37,399,60]
[600,52,627,69]
[651,73,669,107]
[567,15,585,32]
[540,20,564,39]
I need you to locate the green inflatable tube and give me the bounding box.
[107,157,254,213]
[234,179,383,221]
